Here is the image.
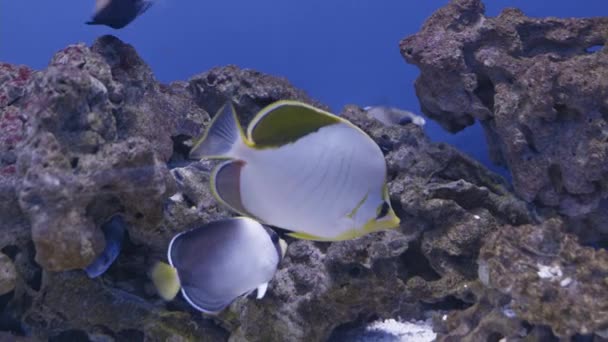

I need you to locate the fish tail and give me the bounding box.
[150,261,181,301]
[189,102,248,160]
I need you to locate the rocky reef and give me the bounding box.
[400,0,608,230]
[0,1,607,340]
[399,0,608,340]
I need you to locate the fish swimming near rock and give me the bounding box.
[86,0,154,29]
[189,100,401,241]
[363,106,426,127]
[84,215,126,278]
[151,217,286,314]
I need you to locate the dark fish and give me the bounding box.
[84,215,126,278]
[86,0,154,29]
[151,217,287,314]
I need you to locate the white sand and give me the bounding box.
[334,318,436,342]
[365,319,436,342]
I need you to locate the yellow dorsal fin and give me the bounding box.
[247,100,341,148]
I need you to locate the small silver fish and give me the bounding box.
[86,0,154,29]
[189,100,401,241]
[151,217,287,314]
[363,106,426,127]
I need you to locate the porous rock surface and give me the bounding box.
[479,218,608,337]
[0,19,605,341]
[0,253,17,296]
[188,65,329,128]
[400,0,608,220]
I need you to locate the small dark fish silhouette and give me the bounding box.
[86,0,154,29]
[84,215,126,278]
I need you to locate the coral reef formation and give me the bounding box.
[399,0,608,339]
[400,0,608,223]
[0,253,17,296]
[0,0,607,339]
[479,218,608,337]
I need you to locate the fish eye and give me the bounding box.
[376,201,390,219]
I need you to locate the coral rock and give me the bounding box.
[24,272,228,341]
[0,252,17,295]
[479,218,608,337]
[14,37,182,270]
[401,0,608,218]
[188,65,330,127]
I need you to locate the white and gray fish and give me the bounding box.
[363,106,426,127]
[151,217,286,314]
[86,0,154,29]
[189,100,401,241]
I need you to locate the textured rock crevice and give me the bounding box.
[479,218,608,337]
[401,0,608,339]
[401,0,608,222]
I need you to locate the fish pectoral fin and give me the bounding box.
[247,100,341,148]
[137,1,154,15]
[211,160,256,218]
[94,0,112,12]
[256,283,269,299]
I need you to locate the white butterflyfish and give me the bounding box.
[87,0,154,29]
[363,105,426,127]
[189,100,401,241]
[151,217,287,314]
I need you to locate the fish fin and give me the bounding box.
[286,231,336,241]
[246,100,341,148]
[150,261,181,301]
[180,286,230,315]
[256,283,269,299]
[287,227,371,242]
[190,102,249,160]
[210,160,255,217]
[94,0,111,12]
[137,1,154,16]
[362,211,401,234]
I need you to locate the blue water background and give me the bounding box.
[1,1,606,179]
